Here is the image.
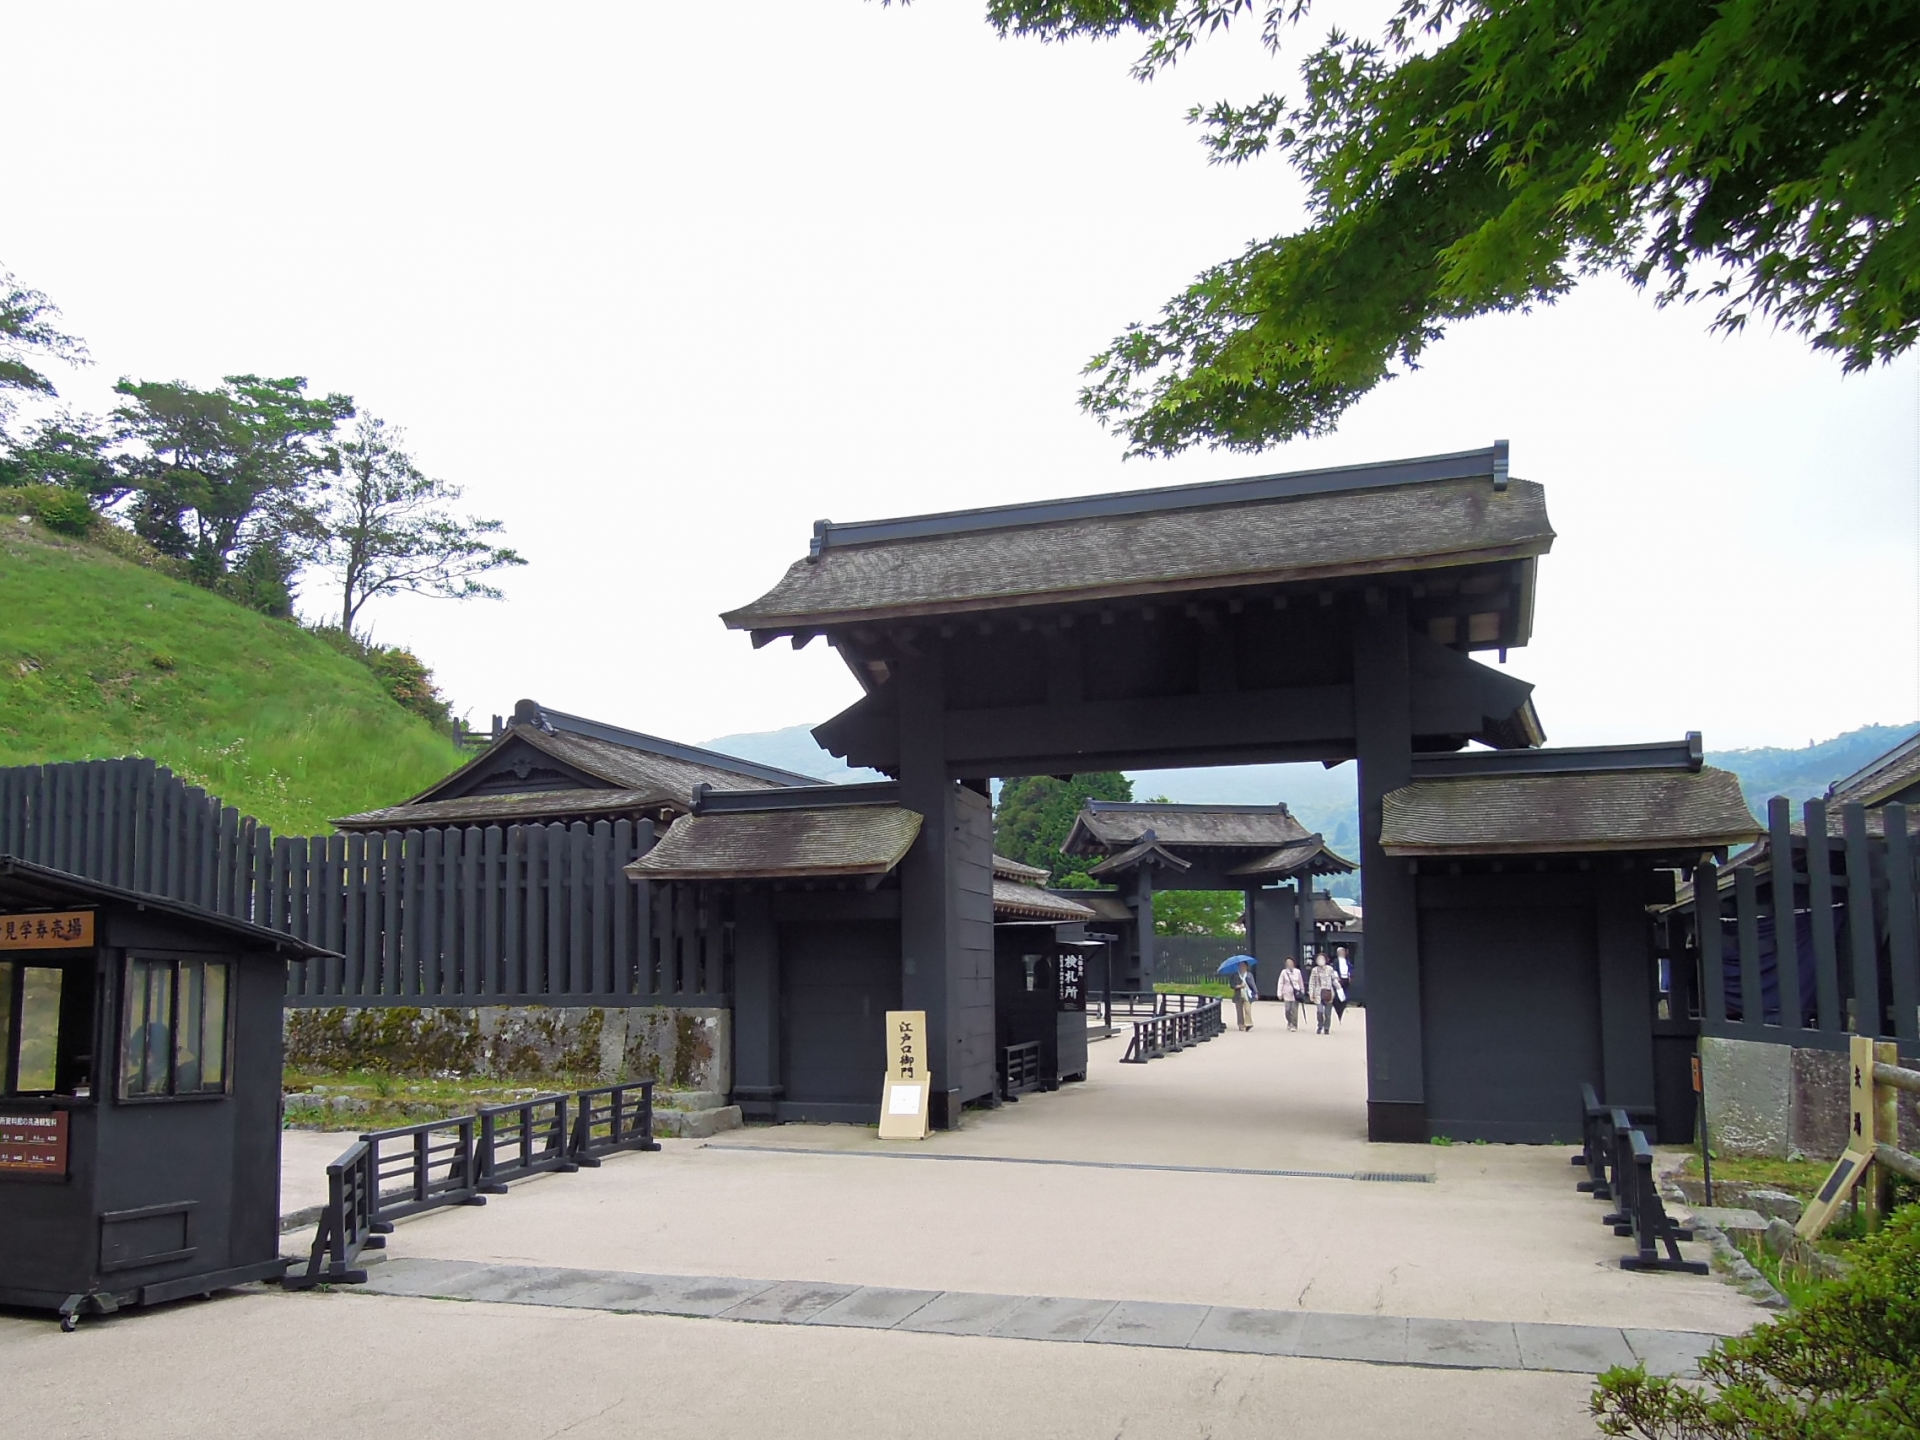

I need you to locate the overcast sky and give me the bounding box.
[7,2,1915,755]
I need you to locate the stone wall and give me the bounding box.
[283,1005,731,1092]
[1701,1035,1917,1159]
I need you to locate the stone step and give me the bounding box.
[656,1090,727,1112]
[654,1105,743,1139]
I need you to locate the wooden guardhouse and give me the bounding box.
[1377,740,1759,1142]
[334,698,819,833]
[1059,800,1354,996]
[988,856,1098,1095]
[0,857,331,1328]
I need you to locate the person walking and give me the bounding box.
[1276,956,1306,1031]
[1308,953,1338,1035]
[1232,959,1257,1031]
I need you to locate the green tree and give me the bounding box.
[993,772,1134,884]
[0,411,123,503]
[0,267,88,434]
[1154,889,1247,936]
[976,2,1920,456]
[319,416,526,635]
[113,374,354,614]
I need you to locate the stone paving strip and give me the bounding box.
[706,1142,1436,1184]
[348,1256,1722,1376]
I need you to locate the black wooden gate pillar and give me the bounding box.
[729,887,781,1120]
[1131,865,1157,991]
[1293,877,1310,969]
[1354,593,1426,1142]
[896,652,964,1129]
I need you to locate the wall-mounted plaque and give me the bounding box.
[0,911,94,950]
[0,1110,69,1178]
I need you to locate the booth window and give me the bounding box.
[121,957,230,1099]
[0,961,68,1095]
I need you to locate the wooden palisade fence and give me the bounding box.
[0,758,731,1006]
[1684,796,1920,1054]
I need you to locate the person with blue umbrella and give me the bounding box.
[1218,954,1257,1031]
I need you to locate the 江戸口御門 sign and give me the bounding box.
[878,1010,930,1140]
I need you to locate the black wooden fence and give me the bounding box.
[0,758,731,1007]
[1684,796,1920,1053]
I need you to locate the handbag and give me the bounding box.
[1319,987,1334,1005]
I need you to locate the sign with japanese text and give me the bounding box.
[878,1009,930,1140]
[0,1111,69,1178]
[0,910,93,950]
[1057,952,1086,1012]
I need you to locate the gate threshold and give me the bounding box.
[706,1144,1433,1184]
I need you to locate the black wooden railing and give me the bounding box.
[1002,1041,1043,1098]
[570,1082,663,1166]
[1121,1000,1225,1063]
[283,1140,382,1289]
[287,1080,659,1289]
[1571,1090,1706,1275]
[478,1095,576,1191]
[0,758,735,1007]
[1680,797,1920,1053]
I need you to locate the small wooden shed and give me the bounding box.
[0,857,330,1329]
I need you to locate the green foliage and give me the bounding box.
[0,412,122,501]
[0,267,88,427]
[307,624,453,728]
[993,772,1133,883]
[321,415,526,633]
[979,1,1920,455]
[1153,888,1246,936]
[0,517,463,833]
[1,483,94,537]
[113,373,354,611]
[1591,1204,1920,1438]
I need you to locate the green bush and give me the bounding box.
[306,625,452,728]
[0,483,95,537]
[1592,1204,1920,1438]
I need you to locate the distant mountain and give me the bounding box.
[697,725,886,784]
[1706,725,1916,810]
[699,721,1916,900]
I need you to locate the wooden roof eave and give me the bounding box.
[725,537,1553,638]
[623,858,902,883]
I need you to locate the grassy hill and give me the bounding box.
[0,512,464,834]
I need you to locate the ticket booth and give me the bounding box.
[0,857,329,1329]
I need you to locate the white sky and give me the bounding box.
[7,1,1915,754]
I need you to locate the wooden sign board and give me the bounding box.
[1797,1035,1884,1239]
[878,1009,930,1140]
[0,1110,69,1179]
[0,910,94,951]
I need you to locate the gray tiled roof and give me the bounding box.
[626,806,922,881]
[725,474,1552,631]
[1065,802,1315,855]
[1380,767,1760,857]
[514,727,803,804]
[1830,728,1920,808]
[335,788,669,832]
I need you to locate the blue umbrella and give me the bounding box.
[1215,955,1257,976]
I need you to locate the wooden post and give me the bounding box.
[897,650,962,1129]
[1873,1038,1901,1227]
[1354,592,1423,1142]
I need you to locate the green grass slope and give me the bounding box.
[0,515,464,834]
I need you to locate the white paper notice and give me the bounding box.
[887,1083,922,1116]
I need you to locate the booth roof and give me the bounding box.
[991,853,1051,884]
[1829,727,1920,809]
[626,806,922,881]
[724,447,1551,633]
[1064,801,1316,855]
[0,855,336,958]
[992,879,1097,923]
[1379,766,1761,857]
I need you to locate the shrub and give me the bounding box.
[1592,1204,1920,1438]
[0,483,94,537]
[306,624,452,728]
